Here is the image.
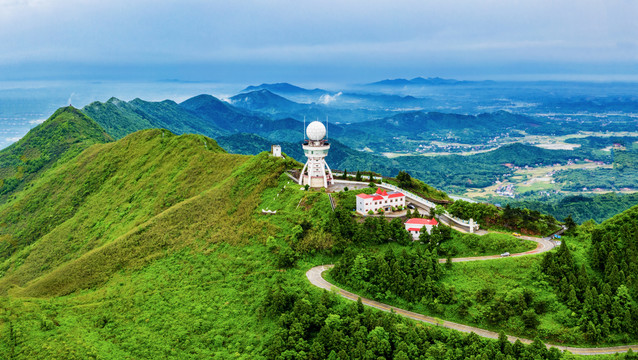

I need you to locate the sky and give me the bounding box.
[1,0,637,83]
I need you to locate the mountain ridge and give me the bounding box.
[0,106,112,199]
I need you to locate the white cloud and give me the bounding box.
[319,92,342,105]
[4,136,23,143]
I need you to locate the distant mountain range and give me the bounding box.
[241,83,330,96]
[229,89,303,113]
[83,92,558,155]
[367,77,462,86]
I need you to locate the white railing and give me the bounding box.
[379,183,478,230]
[331,179,479,231]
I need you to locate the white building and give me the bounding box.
[404,218,439,240]
[356,188,405,214]
[271,145,282,158]
[299,121,334,188]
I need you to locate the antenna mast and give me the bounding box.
[326,116,329,140]
[303,116,306,141]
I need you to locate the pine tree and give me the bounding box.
[567,285,580,310]
[564,214,577,235]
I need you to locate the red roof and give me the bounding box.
[372,196,384,201]
[375,188,388,196]
[356,193,372,199]
[407,228,422,232]
[388,193,404,198]
[405,218,438,225]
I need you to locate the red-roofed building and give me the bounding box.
[356,188,405,214]
[404,218,439,239]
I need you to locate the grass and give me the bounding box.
[0,130,250,293]
[440,232,537,257]
[0,132,299,358]
[0,106,112,201]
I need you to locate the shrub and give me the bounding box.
[368,210,374,215]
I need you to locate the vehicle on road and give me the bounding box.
[407,204,416,209]
[512,232,521,237]
[501,252,510,257]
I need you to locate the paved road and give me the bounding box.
[306,237,638,355]
[441,235,556,263]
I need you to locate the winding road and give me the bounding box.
[306,235,638,355]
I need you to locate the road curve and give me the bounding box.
[441,235,556,263]
[307,263,638,355]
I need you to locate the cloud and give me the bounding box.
[28,119,45,124]
[319,92,342,105]
[0,0,636,80]
[4,136,23,143]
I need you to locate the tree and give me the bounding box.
[343,186,349,192]
[396,170,412,188]
[343,169,348,179]
[355,170,362,181]
[277,246,298,268]
[564,214,577,235]
[521,309,540,329]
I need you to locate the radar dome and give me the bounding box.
[306,121,326,141]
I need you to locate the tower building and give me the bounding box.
[299,121,333,188]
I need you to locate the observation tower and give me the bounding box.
[299,121,333,188]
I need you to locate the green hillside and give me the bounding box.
[83,97,227,140]
[0,128,298,358]
[0,118,632,358]
[0,106,112,200]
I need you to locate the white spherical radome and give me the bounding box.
[306,121,326,140]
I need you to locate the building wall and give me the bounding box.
[405,223,437,240]
[356,197,366,214]
[357,195,406,214]
[271,145,282,157]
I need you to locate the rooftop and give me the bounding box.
[405,218,439,226]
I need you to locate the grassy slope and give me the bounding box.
[0,129,250,294]
[0,106,112,199]
[0,130,303,358]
